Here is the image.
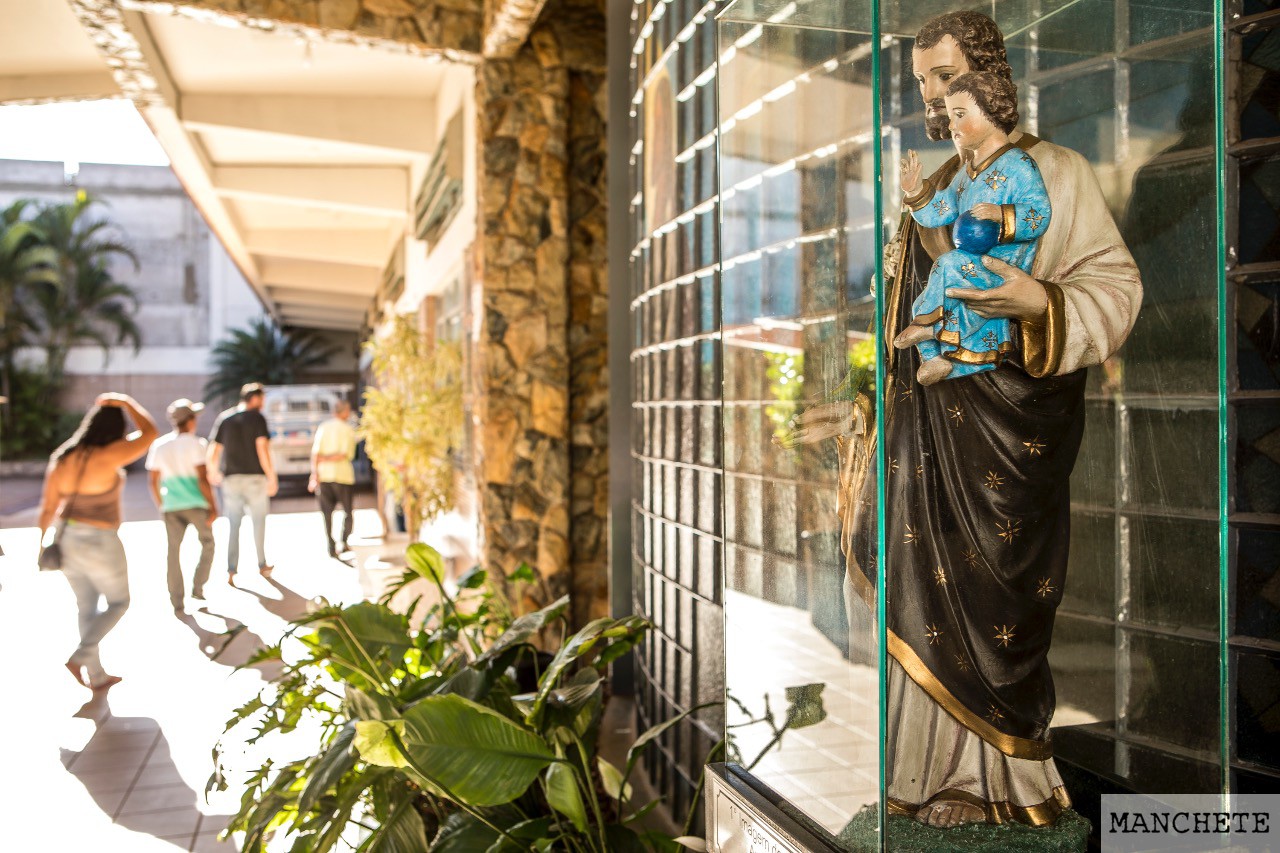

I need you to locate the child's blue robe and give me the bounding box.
[907,144,1052,377]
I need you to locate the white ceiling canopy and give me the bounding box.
[0,0,474,332]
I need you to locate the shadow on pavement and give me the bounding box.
[63,702,233,851]
[175,611,281,680]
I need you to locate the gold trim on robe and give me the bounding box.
[935,330,1017,365]
[841,568,1056,761]
[888,632,1055,761]
[887,786,1072,827]
[905,178,937,211]
[1019,281,1067,378]
[965,142,1016,178]
[912,306,945,326]
[1000,203,1017,243]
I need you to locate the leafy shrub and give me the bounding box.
[210,544,707,852]
[0,366,71,459]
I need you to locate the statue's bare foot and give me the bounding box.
[893,324,934,349]
[917,357,953,385]
[916,800,986,828]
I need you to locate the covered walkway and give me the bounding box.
[0,480,397,851]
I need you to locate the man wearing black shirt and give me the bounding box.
[207,383,278,583]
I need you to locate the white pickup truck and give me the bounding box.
[263,384,357,480]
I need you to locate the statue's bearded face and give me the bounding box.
[912,35,971,141]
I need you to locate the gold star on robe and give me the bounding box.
[933,565,947,585]
[1036,577,1056,598]
[963,548,979,568]
[986,705,1005,723]
[997,518,1022,542]
[904,525,919,545]
[984,471,1005,491]
[925,623,944,645]
[955,654,971,672]
[947,404,964,426]
[1023,436,1046,457]
[994,624,1016,647]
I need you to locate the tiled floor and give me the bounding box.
[0,478,402,851]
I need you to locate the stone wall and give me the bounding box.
[474,0,608,626]
[561,0,610,625]
[133,0,484,58]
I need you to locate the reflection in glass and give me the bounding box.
[717,12,883,842]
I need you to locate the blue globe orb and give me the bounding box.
[953,210,1000,255]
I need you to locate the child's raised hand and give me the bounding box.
[900,150,923,196]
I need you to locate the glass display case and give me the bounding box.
[703,0,1273,849]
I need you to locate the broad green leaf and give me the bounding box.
[406,543,445,582]
[353,720,408,768]
[542,762,587,833]
[345,686,399,721]
[533,616,638,720]
[400,694,555,806]
[477,595,570,664]
[314,602,411,688]
[597,756,632,802]
[297,724,357,813]
[595,617,650,668]
[432,666,487,701]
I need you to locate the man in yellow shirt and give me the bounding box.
[308,399,357,558]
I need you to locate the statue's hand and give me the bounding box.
[899,150,923,197]
[969,202,1001,222]
[945,256,1049,321]
[774,401,864,448]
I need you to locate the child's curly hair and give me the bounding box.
[946,72,1019,134]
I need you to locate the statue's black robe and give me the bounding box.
[849,141,1087,760]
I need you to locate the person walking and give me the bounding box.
[207,383,277,584]
[309,398,357,558]
[146,398,217,614]
[38,392,158,690]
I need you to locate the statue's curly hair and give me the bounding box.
[947,72,1019,134]
[915,10,1013,82]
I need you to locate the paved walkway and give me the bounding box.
[0,476,400,851]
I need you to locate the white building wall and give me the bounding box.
[0,158,266,430]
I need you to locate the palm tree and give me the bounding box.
[19,194,141,392]
[205,317,340,405]
[32,191,138,287]
[0,200,58,423]
[23,259,142,392]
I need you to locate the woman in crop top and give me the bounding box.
[38,392,158,690]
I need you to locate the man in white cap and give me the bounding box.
[146,398,218,614]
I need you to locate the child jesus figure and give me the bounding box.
[894,71,1052,385]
